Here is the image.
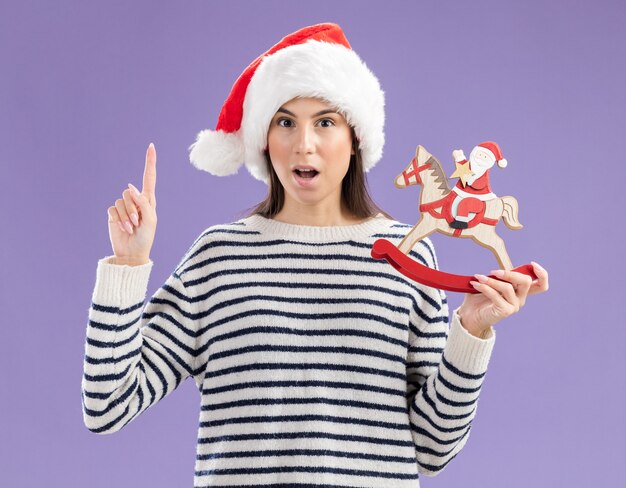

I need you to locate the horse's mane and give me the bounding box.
[425,155,451,193]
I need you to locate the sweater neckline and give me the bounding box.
[242,212,390,240]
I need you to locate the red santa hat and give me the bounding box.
[187,23,386,185]
[476,141,508,168]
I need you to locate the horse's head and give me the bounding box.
[394,145,434,189]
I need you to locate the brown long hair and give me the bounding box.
[237,127,395,221]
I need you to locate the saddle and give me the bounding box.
[419,192,497,236]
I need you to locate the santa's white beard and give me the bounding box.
[468,158,494,184]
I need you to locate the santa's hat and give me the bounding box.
[475,141,508,168]
[187,23,385,185]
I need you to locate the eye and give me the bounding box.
[317,118,335,128]
[277,118,293,128]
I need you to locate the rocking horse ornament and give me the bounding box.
[371,141,538,293]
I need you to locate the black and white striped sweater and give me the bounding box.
[82,212,496,488]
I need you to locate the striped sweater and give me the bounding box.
[81,212,496,487]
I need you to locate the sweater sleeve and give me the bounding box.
[81,255,200,434]
[405,240,496,476]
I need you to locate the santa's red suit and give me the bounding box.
[451,159,497,223]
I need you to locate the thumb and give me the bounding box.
[128,183,153,215]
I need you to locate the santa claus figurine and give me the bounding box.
[449,141,508,229]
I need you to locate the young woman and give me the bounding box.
[82,23,548,487]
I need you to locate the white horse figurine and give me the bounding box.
[395,145,523,270]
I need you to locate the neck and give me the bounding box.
[273,197,366,227]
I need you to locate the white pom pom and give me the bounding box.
[497,158,508,168]
[188,129,245,176]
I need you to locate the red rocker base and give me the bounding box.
[371,239,537,293]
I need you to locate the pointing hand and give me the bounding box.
[106,143,158,265]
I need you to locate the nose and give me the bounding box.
[295,124,315,155]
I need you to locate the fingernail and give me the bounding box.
[470,281,480,287]
[130,213,139,226]
[128,183,140,197]
[474,274,488,283]
[490,269,505,278]
[117,221,126,233]
[124,221,134,234]
[531,261,544,271]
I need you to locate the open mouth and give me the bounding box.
[293,169,319,179]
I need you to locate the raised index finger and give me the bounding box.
[142,142,157,206]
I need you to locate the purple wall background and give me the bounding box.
[2,0,624,486]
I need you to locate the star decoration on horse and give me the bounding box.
[371,142,537,293]
[449,156,475,186]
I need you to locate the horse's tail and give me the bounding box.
[500,196,523,230]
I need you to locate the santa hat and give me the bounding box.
[475,141,508,168]
[187,23,385,185]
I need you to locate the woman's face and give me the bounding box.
[267,97,354,209]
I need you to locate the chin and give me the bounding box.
[288,192,323,205]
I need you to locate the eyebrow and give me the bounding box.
[276,108,339,118]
